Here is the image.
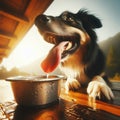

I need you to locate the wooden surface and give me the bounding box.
[12,90,120,120]
[0,81,120,120]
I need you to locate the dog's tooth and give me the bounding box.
[53,37,57,44]
[48,36,53,42]
[65,42,72,50]
[48,36,57,44]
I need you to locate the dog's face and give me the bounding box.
[35,10,102,60]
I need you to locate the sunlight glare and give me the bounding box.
[1,25,53,70]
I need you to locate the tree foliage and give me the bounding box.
[106,46,116,66]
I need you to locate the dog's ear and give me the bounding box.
[77,10,102,29]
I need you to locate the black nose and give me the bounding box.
[35,14,49,26]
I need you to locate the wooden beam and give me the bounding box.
[0,53,7,57]
[0,58,2,63]
[0,9,29,23]
[0,31,16,39]
[0,45,10,50]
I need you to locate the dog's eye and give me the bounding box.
[62,15,74,22]
[68,17,74,22]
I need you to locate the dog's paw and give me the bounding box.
[87,76,114,100]
[65,78,81,92]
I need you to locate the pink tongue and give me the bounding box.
[41,41,68,73]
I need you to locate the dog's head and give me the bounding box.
[35,9,102,73]
[35,9,102,59]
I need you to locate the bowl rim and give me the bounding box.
[5,75,65,82]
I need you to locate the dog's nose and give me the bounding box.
[35,14,50,26]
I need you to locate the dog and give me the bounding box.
[35,9,114,100]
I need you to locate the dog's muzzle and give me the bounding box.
[35,14,49,26]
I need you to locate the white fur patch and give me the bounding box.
[65,77,81,92]
[87,76,114,100]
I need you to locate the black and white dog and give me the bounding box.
[35,9,114,100]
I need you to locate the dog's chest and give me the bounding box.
[60,65,79,78]
[59,63,90,85]
[60,58,82,78]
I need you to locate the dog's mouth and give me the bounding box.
[43,32,80,58]
[41,32,80,73]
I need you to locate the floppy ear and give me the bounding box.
[86,14,102,28]
[77,10,102,29]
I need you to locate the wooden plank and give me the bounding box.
[0,53,7,57]
[6,0,54,56]
[0,45,10,50]
[0,31,16,39]
[60,89,120,116]
[0,8,29,23]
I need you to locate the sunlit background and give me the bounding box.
[1,0,120,71]
[1,25,53,70]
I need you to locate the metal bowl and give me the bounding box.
[6,75,64,106]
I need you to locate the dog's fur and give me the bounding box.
[35,9,114,100]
